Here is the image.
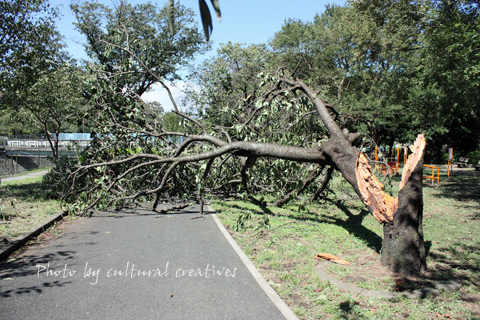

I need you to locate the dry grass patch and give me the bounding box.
[0,176,62,243]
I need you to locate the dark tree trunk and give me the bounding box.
[320,127,427,276]
[381,153,426,275]
[311,165,334,201]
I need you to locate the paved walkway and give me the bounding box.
[0,206,298,319]
[1,169,49,182]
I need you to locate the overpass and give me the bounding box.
[0,133,92,177]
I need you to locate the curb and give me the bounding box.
[0,211,69,262]
[315,261,462,299]
[209,206,300,320]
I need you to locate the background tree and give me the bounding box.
[1,0,64,104]
[270,2,424,149]
[71,0,208,97]
[45,0,210,205]
[9,65,88,157]
[270,0,480,158]
[0,0,82,142]
[409,0,480,159]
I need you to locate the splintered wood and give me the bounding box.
[314,253,350,265]
[356,152,397,223]
[355,134,426,223]
[400,134,426,190]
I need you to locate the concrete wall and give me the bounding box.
[0,156,54,177]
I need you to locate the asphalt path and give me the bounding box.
[0,205,292,319]
[1,169,49,182]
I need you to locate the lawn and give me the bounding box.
[212,167,480,319]
[0,175,62,242]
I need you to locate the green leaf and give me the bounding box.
[199,0,213,41]
[210,0,221,22]
[167,0,175,35]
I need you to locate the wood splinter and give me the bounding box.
[314,253,350,265]
[355,134,426,223]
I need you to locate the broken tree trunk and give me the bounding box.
[380,135,427,275]
[354,134,426,275]
[287,79,427,276]
[336,133,426,276]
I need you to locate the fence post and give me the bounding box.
[448,148,453,178]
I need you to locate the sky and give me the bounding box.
[52,0,346,110]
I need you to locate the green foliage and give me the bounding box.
[0,0,63,88]
[161,112,183,143]
[71,0,209,95]
[413,0,480,158]
[187,42,273,123]
[52,0,480,214]
[270,0,480,156]
[234,211,251,231]
[271,3,418,146]
[6,64,88,155]
[0,0,89,139]
[48,1,209,212]
[186,42,329,199]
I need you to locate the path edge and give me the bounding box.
[0,211,68,262]
[209,207,299,320]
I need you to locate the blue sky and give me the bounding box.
[52,0,346,109]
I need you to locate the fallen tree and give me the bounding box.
[59,76,426,276]
[52,7,427,275]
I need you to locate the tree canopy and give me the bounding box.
[71,0,209,96]
[0,0,78,138]
[0,0,64,95]
[270,0,480,158]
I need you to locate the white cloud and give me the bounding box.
[141,81,189,112]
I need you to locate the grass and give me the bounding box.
[212,167,480,319]
[0,175,62,242]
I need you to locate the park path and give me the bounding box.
[1,169,49,183]
[0,205,297,319]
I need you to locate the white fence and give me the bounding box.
[7,139,91,148]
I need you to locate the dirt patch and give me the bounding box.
[323,248,462,293]
[461,293,480,317]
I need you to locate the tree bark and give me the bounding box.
[311,165,334,201]
[381,136,426,275]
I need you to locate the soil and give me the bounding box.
[324,247,462,293]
